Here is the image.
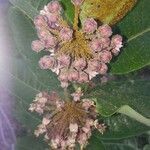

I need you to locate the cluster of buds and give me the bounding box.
[29,89,106,150]
[31,0,123,88]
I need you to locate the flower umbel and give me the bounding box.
[29,90,106,149]
[31,0,123,88]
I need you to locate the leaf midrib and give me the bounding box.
[127,27,150,42]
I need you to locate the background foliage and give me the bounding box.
[0,0,149,149]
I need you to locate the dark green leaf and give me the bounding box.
[88,79,150,117]
[16,135,48,150]
[95,114,149,140]
[85,135,105,150]
[110,0,150,74]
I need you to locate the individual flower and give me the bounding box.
[29,90,106,149]
[31,0,123,88]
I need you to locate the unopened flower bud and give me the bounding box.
[99,37,110,48]
[100,51,112,63]
[34,15,47,28]
[68,69,79,81]
[59,27,73,41]
[47,1,62,14]
[57,54,70,68]
[44,36,57,48]
[78,72,89,83]
[99,63,108,75]
[31,40,45,52]
[47,13,59,23]
[73,58,86,70]
[97,24,112,37]
[90,39,102,52]
[83,18,97,34]
[39,55,55,69]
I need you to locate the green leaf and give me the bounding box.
[9,0,39,20]
[95,114,150,140]
[110,0,150,74]
[104,143,135,150]
[85,135,105,150]
[9,7,61,90]
[88,79,150,117]
[60,0,74,24]
[16,135,48,150]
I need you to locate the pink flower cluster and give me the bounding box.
[29,90,106,149]
[31,0,123,88]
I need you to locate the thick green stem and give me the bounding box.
[118,105,150,127]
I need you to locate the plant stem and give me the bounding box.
[118,105,150,127]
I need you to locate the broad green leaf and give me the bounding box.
[88,79,150,117]
[143,145,150,150]
[60,0,74,24]
[80,0,137,25]
[16,135,48,150]
[110,0,150,74]
[104,143,135,150]
[9,7,61,90]
[95,114,149,139]
[85,135,105,150]
[9,0,38,20]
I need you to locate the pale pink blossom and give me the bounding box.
[44,36,57,48]
[73,58,86,70]
[31,40,45,52]
[97,24,112,37]
[59,27,73,41]
[57,54,70,68]
[100,51,112,63]
[69,123,79,133]
[78,72,89,83]
[39,55,55,69]
[90,38,102,52]
[83,18,97,33]
[68,69,79,81]
[99,63,108,75]
[47,1,62,13]
[34,15,47,28]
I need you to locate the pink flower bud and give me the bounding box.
[111,34,123,45]
[68,69,79,81]
[97,24,112,37]
[78,133,88,146]
[44,36,57,48]
[88,59,100,71]
[69,123,78,133]
[78,72,89,83]
[83,18,97,33]
[100,51,112,63]
[71,0,84,5]
[59,27,73,41]
[39,55,55,69]
[82,99,94,110]
[82,126,91,134]
[111,48,120,56]
[47,13,59,23]
[90,39,102,52]
[47,1,62,14]
[31,40,45,52]
[57,55,70,68]
[59,70,68,82]
[34,15,47,28]
[99,37,110,48]
[73,58,86,70]
[37,29,50,39]
[99,63,108,75]
[111,35,123,50]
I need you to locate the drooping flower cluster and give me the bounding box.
[29,89,106,149]
[31,0,123,88]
